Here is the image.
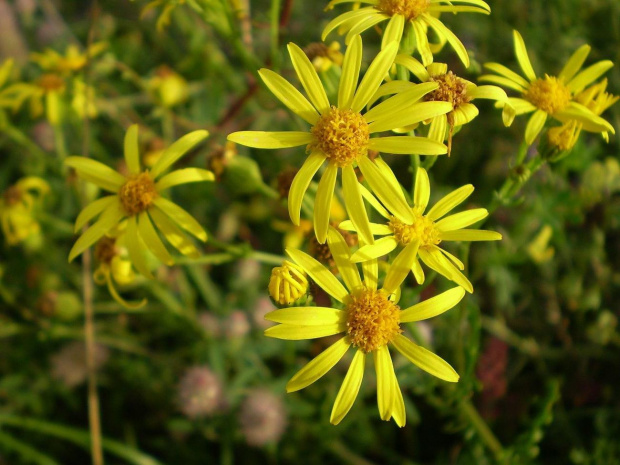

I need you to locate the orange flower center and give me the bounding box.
[426,71,471,110]
[378,0,430,20]
[119,172,158,216]
[389,213,441,248]
[346,288,402,353]
[309,106,369,167]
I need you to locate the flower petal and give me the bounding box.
[126,215,153,279]
[265,323,345,340]
[524,109,547,145]
[124,124,141,174]
[155,168,214,191]
[342,164,374,246]
[148,207,200,258]
[364,82,439,123]
[374,345,394,421]
[482,62,529,88]
[350,236,398,263]
[382,239,419,295]
[468,85,507,101]
[288,42,331,115]
[368,101,453,133]
[381,14,405,49]
[428,113,448,142]
[227,131,313,149]
[394,54,430,81]
[338,35,363,109]
[339,220,392,236]
[68,203,125,262]
[400,287,465,322]
[412,20,433,66]
[423,14,469,67]
[414,167,431,212]
[65,156,125,193]
[265,306,345,325]
[288,152,326,225]
[478,74,526,92]
[435,208,488,231]
[327,226,363,293]
[331,350,366,425]
[74,195,118,232]
[286,248,349,302]
[512,30,536,82]
[392,334,459,382]
[152,197,207,241]
[440,229,502,241]
[558,44,591,82]
[419,246,473,293]
[286,337,351,392]
[368,136,447,155]
[314,163,339,244]
[322,7,378,41]
[258,69,319,125]
[150,130,209,179]
[426,184,474,221]
[350,42,399,112]
[567,60,614,94]
[137,211,173,266]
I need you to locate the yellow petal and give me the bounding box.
[440,229,502,241]
[558,44,591,82]
[68,204,125,262]
[482,62,529,88]
[368,136,447,155]
[345,14,387,45]
[414,167,431,212]
[331,350,365,425]
[567,60,614,94]
[419,247,473,293]
[338,34,363,109]
[435,208,488,231]
[350,42,399,113]
[148,207,200,258]
[313,163,338,243]
[288,152,326,225]
[426,184,474,221]
[258,69,319,125]
[392,334,459,382]
[65,157,125,193]
[322,7,377,41]
[150,130,209,179]
[374,345,394,421]
[155,168,214,191]
[265,323,345,340]
[286,248,349,302]
[265,306,345,325]
[524,109,547,145]
[423,14,469,68]
[342,164,374,245]
[338,220,392,236]
[381,14,405,49]
[382,240,419,295]
[512,30,537,82]
[478,74,526,92]
[125,215,154,279]
[359,183,390,218]
[412,20,433,67]
[428,113,448,142]
[400,287,465,322]
[368,101,453,133]
[74,195,118,232]
[364,82,439,123]
[287,42,331,115]
[468,85,507,101]
[153,197,207,242]
[358,157,413,223]
[286,337,351,392]
[327,226,363,293]
[350,236,398,263]
[411,257,425,284]
[227,131,313,149]
[452,103,479,126]
[124,124,141,175]
[137,211,173,266]
[394,54,430,81]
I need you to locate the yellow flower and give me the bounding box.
[265,228,463,426]
[480,31,616,145]
[0,177,49,246]
[268,260,309,306]
[374,57,509,153]
[147,65,189,108]
[526,225,554,264]
[341,167,501,293]
[304,42,344,73]
[66,124,213,278]
[0,58,15,109]
[228,37,451,244]
[0,73,66,124]
[93,234,147,309]
[323,0,490,67]
[30,43,107,75]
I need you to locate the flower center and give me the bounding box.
[523,75,571,114]
[346,288,402,353]
[36,74,65,92]
[309,106,369,167]
[426,72,471,110]
[378,0,430,20]
[389,213,441,248]
[118,172,158,216]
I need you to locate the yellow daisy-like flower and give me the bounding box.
[372,56,510,153]
[228,37,452,244]
[304,41,344,73]
[480,31,616,145]
[93,234,147,309]
[66,124,213,278]
[323,0,491,67]
[30,43,107,75]
[340,167,501,293]
[265,227,464,426]
[0,177,49,246]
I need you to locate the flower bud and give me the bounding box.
[268,261,308,306]
[222,155,266,196]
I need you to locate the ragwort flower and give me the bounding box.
[480,31,616,145]
[340,167,501,293]
[265,228,464,426]
[66,125,213,278]
[0,177,49,246]
[228,37,451,244]
[323,0,491,67]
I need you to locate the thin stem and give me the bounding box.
[460,400,504,459]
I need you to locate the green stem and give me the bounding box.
[270,0,282,70]
[2,122,48,158]
[460,400,504,459]
[53,124,68,160]
[257,182,279,199]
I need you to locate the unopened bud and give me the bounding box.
[268,261,308,306]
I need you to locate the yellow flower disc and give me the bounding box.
[524,75,571,114]
[119,172,158,216]
[389,214,441,247]
[346,288,402,353]
[426,72,471,110]
[378,0,430,20]
[309,106,369,167]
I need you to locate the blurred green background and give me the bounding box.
[0,0,619,464]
